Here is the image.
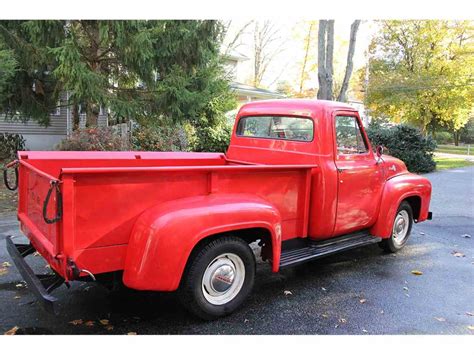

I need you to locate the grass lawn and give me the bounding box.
[436,144,472,155]
[434,156,474,171]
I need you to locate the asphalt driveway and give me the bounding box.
[0,167,473,335]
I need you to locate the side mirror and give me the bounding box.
[376,145,384,158]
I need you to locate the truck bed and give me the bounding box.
[15,151,316,279]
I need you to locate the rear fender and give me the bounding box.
[370,173,432,238]
[123,194,282,291]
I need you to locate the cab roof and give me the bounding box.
[237,99,356,118]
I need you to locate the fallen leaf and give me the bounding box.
[127,332,137,335]
[419,232,425,235]
[380,310,384,314]
[4,326,19,335]
[0,268,8,276]
[13,296,20,300]
[105,325,114,331]
[452,251,465,258]
[283,290,292,296]
[466,312,474,317]
[468,326,474,331]
[322,314,329,319]
[69,319,83,326]
[411,270,423,276]
[99,319,109,326]
[33,251,40,257]
[84,320,95,327]
[359,299,367,304]
[403,287,409,291]
[15,283,26,288]
[44,264,51,269]
[339,318,347,324]
[321,287,327,291]
[244,319,249,323]
[2,261,11,267]
[362,328,368,333]
[434,317,446,322]
[462,234,471,238]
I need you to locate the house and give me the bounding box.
[223,51,285,105]
[1,52,283,150]
[0,93,108,150]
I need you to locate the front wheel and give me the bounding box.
[379,201,413,253]
[178,236,256,320]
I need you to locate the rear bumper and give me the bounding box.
[6,236,64,314]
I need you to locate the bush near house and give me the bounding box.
[56,128,129,151]
[131,121,189,152]
[367,122,437,173]
[0,133,26,161]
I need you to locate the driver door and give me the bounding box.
[333,113,384,236]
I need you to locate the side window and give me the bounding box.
[335,115,368,154]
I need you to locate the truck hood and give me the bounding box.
[381,155,408,179]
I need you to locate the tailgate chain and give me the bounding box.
[3,160,19,191]
[43,181,63,224]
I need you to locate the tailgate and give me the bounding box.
[14,159,65,275]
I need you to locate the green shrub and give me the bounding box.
[193,122,232,153]
[366,122,436,173]
[0,133,26,160]
[460,118,474,144]
[131,121,189,152]
[56,128,129,151]
[433,131,453,145]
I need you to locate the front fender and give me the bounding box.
[370,173,432,238]
[123,194,282,291]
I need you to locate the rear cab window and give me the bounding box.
[236,116,314,142]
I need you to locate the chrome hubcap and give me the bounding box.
[202,253,245,305]
[392,210,410,246]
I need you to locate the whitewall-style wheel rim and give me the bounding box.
[201,253,245,306]
[392,210,410,246]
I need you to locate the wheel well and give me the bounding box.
[187,228,273,265]
[404,196,421,221]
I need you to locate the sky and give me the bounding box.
[223,20,378,94]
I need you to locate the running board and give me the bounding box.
[279,231,381,269]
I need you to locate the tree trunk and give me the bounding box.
[317,20,328,99]
[72,103,80,131]
[337,20,361,102]
[454,131,460,146]
[299,22,315,94]
[85,103,98,127]
[325,20,334,100]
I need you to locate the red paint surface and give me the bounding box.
[14,99,432,290]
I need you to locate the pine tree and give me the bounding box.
[0,20,235,133]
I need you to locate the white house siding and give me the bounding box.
[0,93,108,150]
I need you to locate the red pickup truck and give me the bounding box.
[4,99,432,319]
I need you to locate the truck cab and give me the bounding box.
[5,99,432,320]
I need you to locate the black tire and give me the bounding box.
[379,201,414,253]
[178,236,256,320]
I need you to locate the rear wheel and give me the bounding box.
[379,201,413,253]
[178,236,256,320]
